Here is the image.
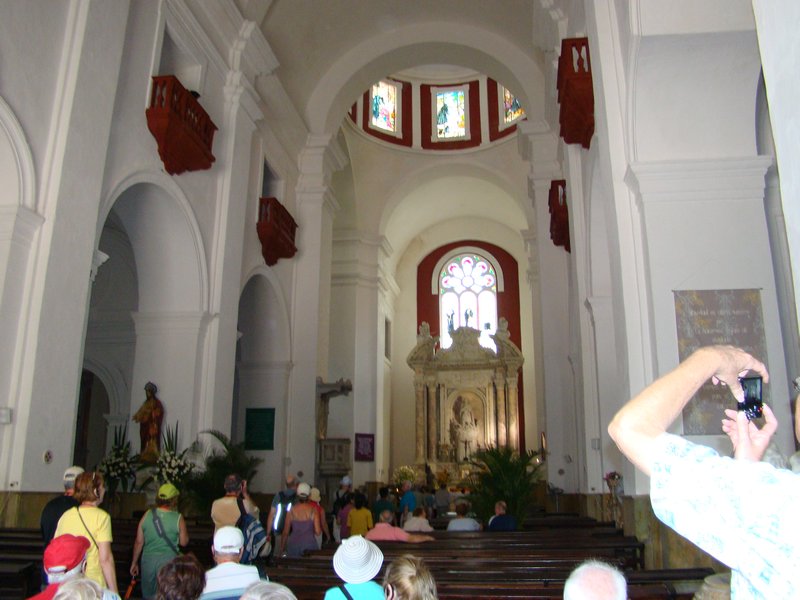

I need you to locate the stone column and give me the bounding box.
[495,370,507,447]
[507,376,520,451]
[414,380,425,464]
[289,135,347,481]
[486,380,497,447]
[426,381,437,463]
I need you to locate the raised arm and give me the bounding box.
[608,346,769,475]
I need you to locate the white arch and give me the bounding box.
[239,265,293,361]
[98,170,210,312]
[82,355,127,417]
[378,159,531,236]
[0,96,36,210]
[307,21,547,135]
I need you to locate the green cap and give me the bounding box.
[158,483,179,500]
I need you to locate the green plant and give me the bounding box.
[462,446,543,527]
[182,430,263,515]
[392,464,418,486]
[98,425,139,495]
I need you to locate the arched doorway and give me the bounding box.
[234,271,291,491]
[73,369,111,470]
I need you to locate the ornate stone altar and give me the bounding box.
[406,319,524,472]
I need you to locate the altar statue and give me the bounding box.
[133,381,164,463]
[451,396,480,462]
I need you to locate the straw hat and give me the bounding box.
[332,535,383,584]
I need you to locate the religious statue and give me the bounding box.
[447,311,455,333]
[133,381,164,464]
[450,396,480,462]
[464,308,473,328]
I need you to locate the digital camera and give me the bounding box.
[738,376,763,421]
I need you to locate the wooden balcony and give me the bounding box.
[549,179,570,253]
[257,197,298,266]
[556,37,594,149]
[145,76,217,175]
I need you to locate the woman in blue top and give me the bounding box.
[130,483,190,599]
[324,536,384,599]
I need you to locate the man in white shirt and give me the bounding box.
[201,527,263,600]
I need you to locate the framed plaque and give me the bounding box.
[244,408,275,450]
[354,433,375,462]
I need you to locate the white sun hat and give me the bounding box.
[332,535,384,584]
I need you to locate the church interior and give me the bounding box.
[2,0,800,583]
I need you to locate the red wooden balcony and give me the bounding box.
[556,37,594,149]
[549,179,570,253]
[146,76,217,175]
[257,197,298,266]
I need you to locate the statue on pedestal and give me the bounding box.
[132,381,164,464]
[450,396,479,462]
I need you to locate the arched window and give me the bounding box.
[439,253,498,350]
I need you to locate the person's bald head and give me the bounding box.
[563,560,626,600]
[285,474,298,489]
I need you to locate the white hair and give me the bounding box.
[240,581,298,600]
[563,560,626,600]
[52,578,103,600]
[46,560,85,584]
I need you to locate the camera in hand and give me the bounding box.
[738,376,763,420]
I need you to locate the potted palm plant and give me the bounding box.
[462,446,543,528]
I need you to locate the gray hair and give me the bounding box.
[563,560,626,600]
[240,581,298,600]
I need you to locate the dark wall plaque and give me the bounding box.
[355,433,375,462]
[245,408,275,450]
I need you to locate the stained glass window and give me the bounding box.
[439,254,498,350]
[433,86,468,140]
[370,80,398,134]
[501,85,525,127]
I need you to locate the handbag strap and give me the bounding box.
[151,508,180,556]
[236,495,248,520]
[75,507,99,550]
[339,585,355,600]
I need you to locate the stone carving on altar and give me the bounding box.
[407,319,524,472]
[450,395,483,462]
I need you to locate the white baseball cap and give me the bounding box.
[213,526,244,554]
[63,466,84,486]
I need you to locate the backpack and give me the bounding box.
[272,491,293,535]
[236,497,267,564]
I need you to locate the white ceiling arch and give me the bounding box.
[381,165,530,273]
[305,20,547,136]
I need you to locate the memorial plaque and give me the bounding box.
[245,408,275,450]
[674,289,767,434]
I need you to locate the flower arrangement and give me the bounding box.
[392,464,418,485]
[98,425,139,494]
[154,422,193,487]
